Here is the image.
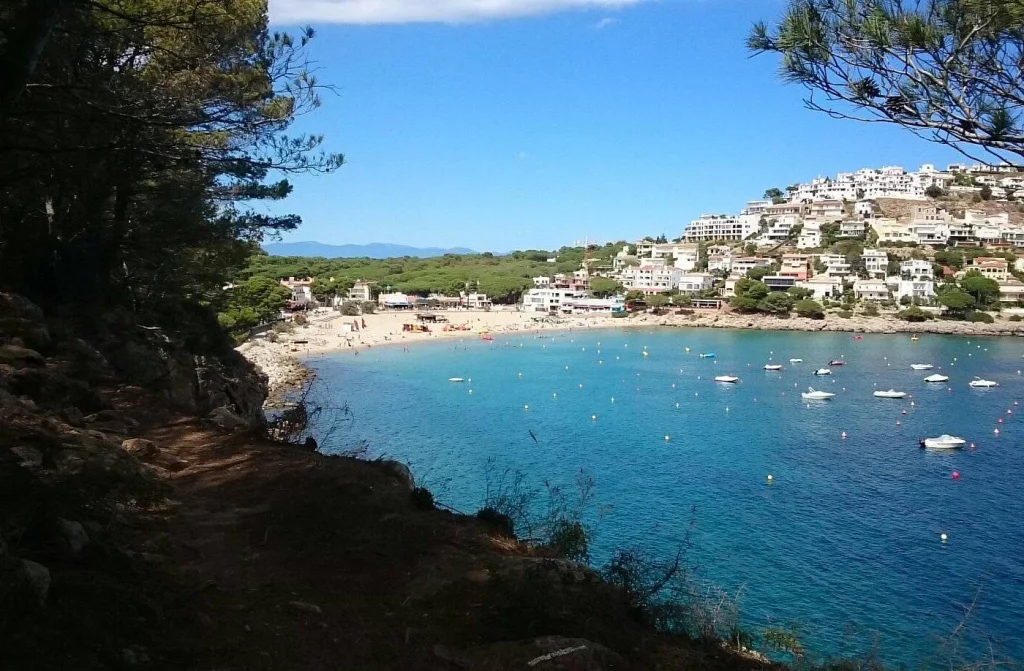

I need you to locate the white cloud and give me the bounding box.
[270,0,651,24]
[594,16,619,29]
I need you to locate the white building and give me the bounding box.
[708,254,733,273]
[684,214,759,241]
[900,259,934,279]
[797,222,822,249]
[896,279,935,303]
[796,276,842,300]
[838,221,867,238]
[732,257,772,275]
[853,279,890,301]
[522,287,588,313]
[560,297,624,314]
[532,276,551,288]
[862,249,889,279]
[677,273,715,295]
[872,219,914,244]
[620,265,684,294]
[348,280,374,302]
[281,277,314,305]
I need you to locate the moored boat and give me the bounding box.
[924,374,949,383]
[920,435,966,450]
[714,375,739,383]
[969,378,998,388]
[764,364,783,371]
[814,368,832,376]
[448,377,465,383]
[911,364,933,371]
[829,360,845,366]
[789,358,803,363]
[801,387,835,400]
[700,352,716,359]
[873,389,906,399]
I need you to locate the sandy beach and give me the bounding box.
[239,308,1024,398]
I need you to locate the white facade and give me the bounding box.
[853,279,889,301]
[732,257,772,275]
[896,279,935,302]
[522,287,588,313]
[677,273,715,294]
[838,221,867,238]
[708,255,733,273]
[797,221,821,249]
[620,266,684,294]
[684,214,759,241]
[862,250,889,279]
[900,259,933,279]
[796,277,841,299]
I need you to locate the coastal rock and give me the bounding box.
[62,406,85,426]
[0,344,45,368]
[121,438,158,458]
[377,460,414,490]
[434,636,627,670]
[56,518,90,558]
[208,406,248,431]
[15,559,51,609]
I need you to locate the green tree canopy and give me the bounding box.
[646,294,670,308]
[735,278,770,300]
[759,291,794,314]
[749,0,1024,164]
[730,296,761,312]
[590,277,623,298]
[961,272,1000,305]
[794,298,825,319]
[939,289,977,315]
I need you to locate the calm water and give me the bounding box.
[307,328,1024,665]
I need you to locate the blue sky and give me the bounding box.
[265,0,964,252]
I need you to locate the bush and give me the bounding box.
[361,301,377,314]
[266,331,279,343]
[293,313,308,325]
[544,520,590,563]
[476,507,516,537]
[411,487,434,510]
[861,303,880,317]
[340,302,360,316]
[899,306,930,322]
[794,299,825,319]
[967,311,995,323]
[899,295,912,306]
[837,310,853,319]
[1010,315,1023,322]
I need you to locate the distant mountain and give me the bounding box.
[261,241,479,259]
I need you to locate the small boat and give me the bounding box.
[829,360,845,366]
[924,374,949,383]
[448,377,465,383]
[481,335,494,341]
[852,335,863,340]
[969,378,998,388]
[814,368,832,376]
[714,375,739,383]
[920,434,966,450]
[764,364,783,371]
[873,389,907,399]
[911,336,920,342]
[700,353,717,359]
[910,364,933,371]
[789,358,803,363]
[802,387,835,400]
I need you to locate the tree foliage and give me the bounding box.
[749,0,1024,164]
[0,0,343,318]
[590,277,623,298]
[759,291,795,314]
[794,298,825,318]
[961,272,1000,305]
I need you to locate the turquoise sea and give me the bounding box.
[307,328,1024,665]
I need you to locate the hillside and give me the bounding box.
[262,242,479,259]
[875,197,1024,223]
[0,292,771,671]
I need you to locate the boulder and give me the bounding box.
[0,318,51,351]
[56,518,90,558]
[434,636,627,670]
[377,460,415,490]
[61,406,86,426]
[16,559,51,609]
[0,344,45,368]
[121,438,158,458]
[6,367,102,411]
[208,406,248,431]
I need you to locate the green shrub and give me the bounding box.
[861,303,880,317]
[545,520,590,563]
[340,302,360,316]
[794,299,825,319]
[967,311,995,324]
[836,310,853,319]
[899,306,930,322]
[1009,315,1023,322]
[476,507,515,537]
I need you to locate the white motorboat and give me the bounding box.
[789,358,803,363]
[969,378,998,388]
[764,364,783,371]
[814,368,832,376]
[448,377,465,383]
[873,389,907,399]
[801,387,835,400]
[924,374,949,383]
[920,435,967,450]
[910,364,933,371]
[714,375,739,383]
